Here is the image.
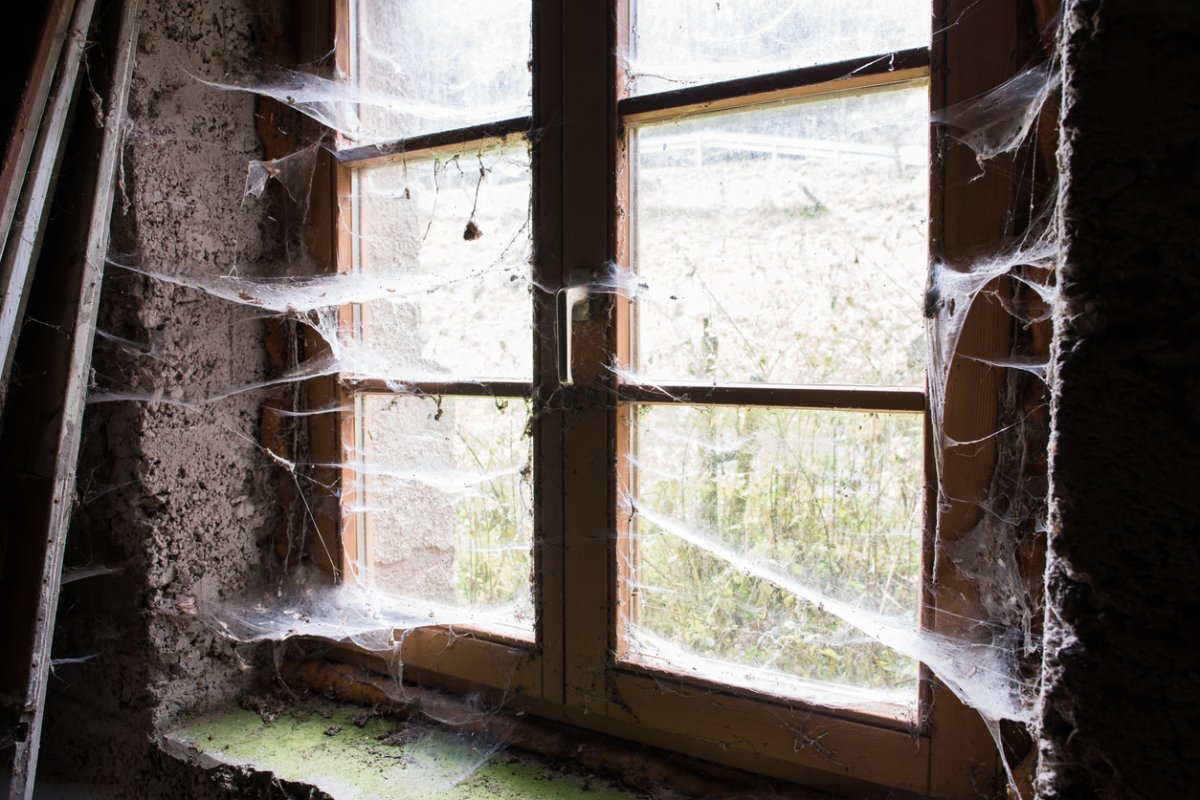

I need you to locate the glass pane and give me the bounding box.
[353,140,532,382]
[353,0,531,140]
[631,84,928,386]
[358,394,534,637]
[624,405,923,703]
[628,0,930,96]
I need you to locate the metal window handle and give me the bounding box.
[557,285,590,386]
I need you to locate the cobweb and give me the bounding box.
[85,3,1063,796]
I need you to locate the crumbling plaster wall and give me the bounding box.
[1041,0,1200,798]
[39,0,283,793]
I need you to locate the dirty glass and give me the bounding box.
[630,83,929,387]
[353,140,532,382]
[358,394,534,636]
[628,0,930,96]
[623,404,923,700]
[353,0,532,139]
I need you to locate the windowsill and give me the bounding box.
[163,698,643,800]
[166,657,843,799]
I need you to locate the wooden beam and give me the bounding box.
[0,0,96,424]
[0,2,139,797]
[0,0,76,264]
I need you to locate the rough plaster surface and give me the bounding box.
[39,0,285,795]
[1041,1,1200,797]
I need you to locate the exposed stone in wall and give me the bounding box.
[39,0,283,794]
[1042,1,1200,797]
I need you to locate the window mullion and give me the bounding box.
[556,0,621,715]
[531,0,566,706]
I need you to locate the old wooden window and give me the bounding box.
[306,0,1024,795]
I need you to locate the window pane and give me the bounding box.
[630,84,928,386]
[623,405,922,703]
[357,394,534,637]
[628,0,930,96]
[353,0,531,140]
[353,140,532,382]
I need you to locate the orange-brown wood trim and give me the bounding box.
[333,627,543,697]
[336,118,532,165]
[620,383,926,412]
[619,50,929,123]
[612,0,636,662]
[924,0,1032,795]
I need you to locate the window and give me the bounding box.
[304,1,1021,795]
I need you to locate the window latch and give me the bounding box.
[557,282,590,386]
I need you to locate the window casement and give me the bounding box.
[301,1,1030,796]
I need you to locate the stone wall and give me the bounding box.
[1041,1,1200,797]
[39,1,282,795]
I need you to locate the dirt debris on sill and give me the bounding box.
[165,697,645,800]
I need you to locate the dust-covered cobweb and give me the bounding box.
[87,1,1062,795]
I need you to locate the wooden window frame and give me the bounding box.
[298,1,1032,796]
